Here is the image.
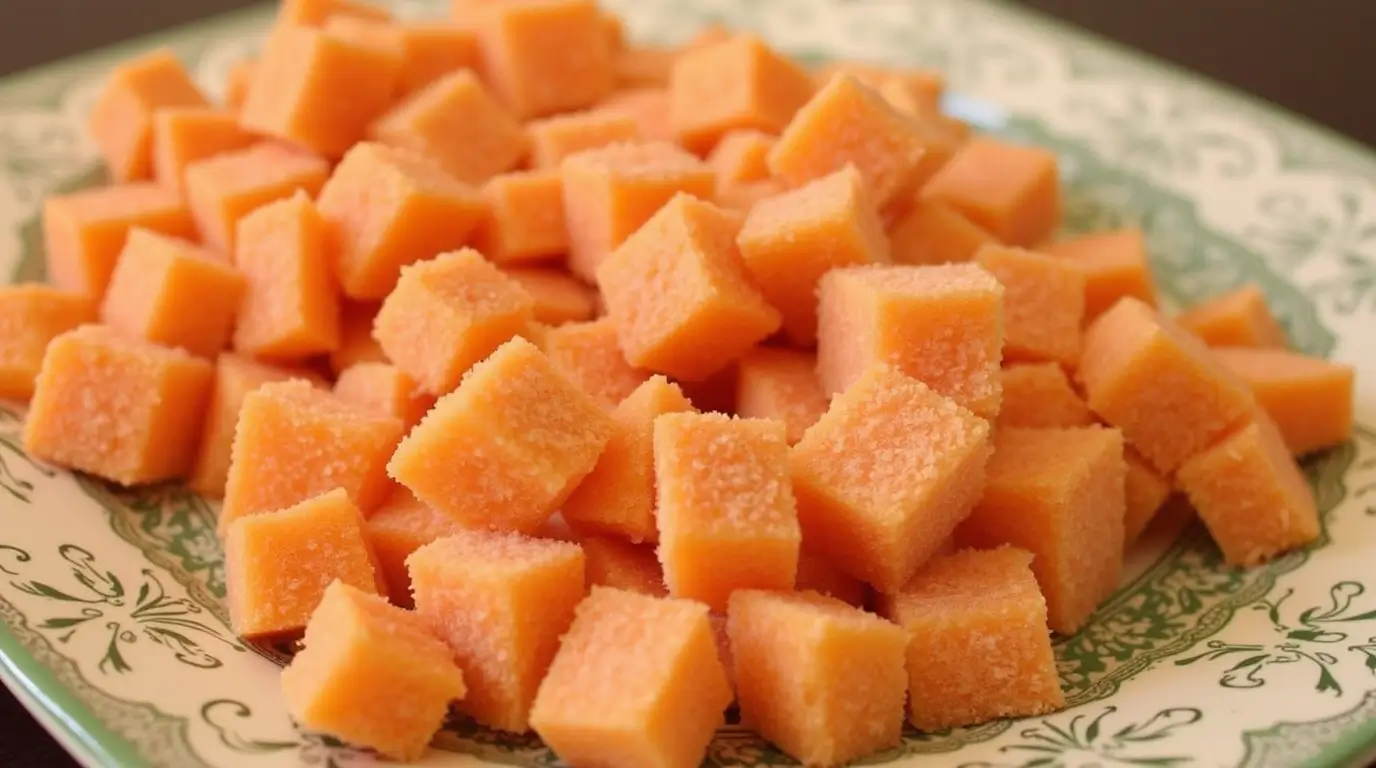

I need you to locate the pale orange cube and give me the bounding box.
[184,142,330,255]
[363,489,468,607]
[278,0,391,26]
[539,318,650,409]
[408,530,585,731]
[562,375,695,543]
[998,362,1096,429]
[87,49,208,182]
[475,0,613,119]
[790,365,992,592]
[527,111,640,169]
[372,248,535,395]
[708,129,776,186]
[1212,346,1354,456]
[1176,284,1288,348]
[816,264,1004,418]
[955,426,1126,634]
[394,22,483,96]
[654,412,800,611]
[100,228,246,358]
[887,199,999,266]
[475,170,569,264]
[670,36,814,154]
[330,301,388,375]
[318,141,486,299]
[596,193,781,380]
[974,245,1085,367]
[922,137,1061,247]
[581,535,667,596]
[500,267,595,325]
[1043,228,1159,321]
[1124,447,1171,545]
[595,88,673,142]
[223,59,257,113]
[615,45,677,89]
[1077,297,1256,473]
[150,108,257,194]
[389,337,614,532]
[794,551,866,608]
[281,581,465,762]
[0,286,97,401]
[734,347,829,445]
[729,589,906,766]
[529,587,732,768]
[22,325,212,485]
[878,547,1062,731]
[334,362,436,428]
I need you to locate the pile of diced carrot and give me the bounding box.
[0,0,1356,764]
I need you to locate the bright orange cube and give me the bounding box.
[734,347,829,445]
[526,111,640,169]
[1176,284,1288,348]
[334,362,436,429]
[888,199,999,266]
[1043,228,1159,322]
[475,0,613,119]
[595,87,673,142]
[974,245,1085,367]
[1212,346,1354,456]
[539,318,650,409]
[87,49,208,182]
[184,142,330,255]
[997,362,1096,429]
[475,170,569,264]
[1124,447,1171,545]
[500,267,596,325]
[330,301,388,375]
[581,535,667,596]
[0,286,96,401]
[670,36,814,154]
[362,489,468,607]
[922,137,1061,247]
[708,129,776,186]
[150,107,257,194]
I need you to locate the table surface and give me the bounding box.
[0,1,1373,766]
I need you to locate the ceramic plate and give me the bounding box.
[2,0,1376,766]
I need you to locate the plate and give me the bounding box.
[2,1,1376,766]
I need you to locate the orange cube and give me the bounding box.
[372,248,534,395]
[223,59,256,113]
[708,129,776,186]
[561,141,715,281]
[955,426,1126,634]
[1176,284,1288,348]
[87,49,208,182]
[371,69,528,184]
[389,337,614,532]
[408,530,585,732]
[184,142,330,255]
[816,264,1004,418]
[1077,297,1256,473]
[998,362,1096,429]
[974,245,1085,367]
[615,45,677,89]
[318,17,407,82]
[729,589,906,766]
[654,412,800,611]
[581,535,667,596]
[278,0,390,26]
[527,111,640,169]
[318,142,486,299]
[1124,448,1171,545]
[887,199,998,266]
[1043,228,1159,321]
[475,0,613,119]
[529,587,732,768]
[670,36,814,154]
[597,193,781,380]
[330,301,387,375]
[363,489,467,607]
[595,87,673,142]
[500,267,595,325]
[100,229,246,358]
[791,365,991,592]
[734,347,829,445]
[220,379,405,535]
[922,137,1061,247]
[281,581,465,762]
[150,108,257,194]
[1212,346,1354,455]
[475,170,569,264]
[878,547,1062,730]
[539,318,650,409]
[394,22,483,96]
[794,551,867,608]
[811,62,945,117]
[232,192,341,360]
[334,362,436,428]
[562,375,695,543]
[0,286,96,401]
[43,182,196,298]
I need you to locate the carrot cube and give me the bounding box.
[654,412,800,611]
[408,530,585,731]
[1212,346,1354,456]
[539,318,650,409]
[816,264,1004,418]
[389,337,614,532]
[790,365,991,592]
[528,587,732,768]
[184,142,330,255]
[615,45,677,89]
[596,193,780,380]
[150,108,257,194]
[997,362,1096,429]
[887,199,998,266]
[595,87,673,142]
[527,111,640,170]
[372,248,534,395]
[334,362,436,428]
[1124,447,1171,545]
[0,286,96,402]
[87,49,208,182]
[362,489,467,607]
[734,347,829,445]
[728,589,907,766]
[500,267,595,325]
[330,301,387,375]
[475,0,613,119]
[1176,284,1288,348]
[955,426,1126,634]
[281,581,464,762]
[922,137,1061,247]
[974,245,1085,367]
[707,129,775,186]
[1043,228,1159,322]
[475,170,569,264]
[794,551,866,608]
[223,59,256,113]
[670,36,814,154]
[22,325,212,485]
[581,535,667,596]
[278,0,390,26]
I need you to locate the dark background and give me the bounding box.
[0,0,1372,766]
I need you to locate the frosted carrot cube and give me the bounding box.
[529,587,732,768]
[1176,284,1288,348]
[654,412,800,611]
[878,547,1062,730]
[0,286,96,402]
[582,536,666,596]
[922,137,1061,247]
[1043,228,1159,321]
[223,59,256,112]
[43,182,195,298]
[887,199,998,266]
[997,362,1096,429]
[1124,447,1171,545]
[330,301,387,375]
[791,365,991,592]
[670,36,814,154]
[408,530,585,731]
[816,264,1003,418]
[475,170,569,264]
[394,22,483,96]
[22,325,212,485]
[562,375,695,543]
[334,362,436,428]
[501,267,595,325]
[595,87,673,142]
[539,318,649,409]
[734,347,829,445]
[708,129,775,185]
[371,69,527,184]
[150,108,257,194]
[318,141,486,299]
[232,192,341,359]
[974,245,1085,366]
[278,0,390,26]
[794,551,866,607]
[389,337,614,531]
[372,248,534,395]
[100,228,246,358]
[737,165,890,344]
[615,45,677,89]
[281,581,464,762]
[1212,346,1354,455]
[363,489,467,607]
[1077,297,1256,473]
[527,111,640,169]
[729,589,906,766]
[87,49,208,182]
[716,179,788,214]
[475,0,613,119]
[561,141,715,281]
[220,379,405,535]
[955,426,1126,634]
[597,194,781,380]
[184,142,330,255]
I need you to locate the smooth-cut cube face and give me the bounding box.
[596,193,781,381]
[708,129,775,185]
[151,107,257,194]
[1043,228,1158,321]
[87,49,208,183]
[477,0,613,119]
[670,36,815,154]
[728,589,907,766]
[1123,448,1171,545]
[888,200,998,267]
[331,300,387,375]
[922,137,1061,247]
[879,547,1063,731]
[334,362,436,428]
[790,365,991,592]
[733,347,829,445]
[1176,284,1288,349]
[974,245,1085,367]
[363,489,468,607]
[373,248,535,395]
[407,530,585,732]
[581,536,666,596]
[501,267,595,326]
[0,286,96,401]
[388,337,615,532]
[1212,346,1354,456]
[997,362,1096,429]
[477,171,570,264]
[527,111,640,169]
[540,318,650,410]
[955,426,1126,634]
[21,325,212,485]
[184,143,330,255]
